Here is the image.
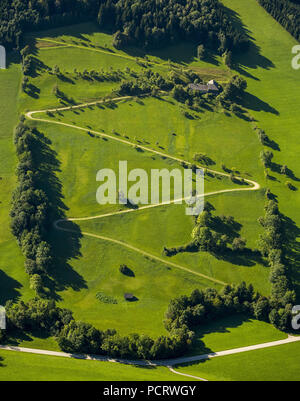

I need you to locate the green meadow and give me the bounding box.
[0,52,35,307]
[221,0,300,296]
[0,350,185,381]
[0,0,299,380]
[176,341,300,381]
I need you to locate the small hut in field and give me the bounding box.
[124,293,136,302]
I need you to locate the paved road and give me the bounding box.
[1,336,299,381]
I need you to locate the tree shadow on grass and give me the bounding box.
[30,129,86,300]
[281,213,300,301]
[0,271,22,305]
[125,42,221,67]
[213,247,267,268]
[186,314,252,357]
[239,92,279,115]
[3,329,33,346]
[222,6,275,78]
[268,162,300,182]
[24,83,40,99]
[6,50,21,69]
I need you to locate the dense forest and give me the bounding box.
[98,0,249,52]
[258,0,300,41]
[0,0,99,49]
[0,0,249,54]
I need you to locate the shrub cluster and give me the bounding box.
[165,283,259,332]
[164,202,247,256]
[118,69,172,96]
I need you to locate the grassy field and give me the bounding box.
[0,350,186,381]
[0,0,299,381]
[222,0,300,293]
[39,95,264,180]
[0,52,35,307]
[176,341,300,381]
[188,314,287,355]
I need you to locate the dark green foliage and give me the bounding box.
[164,202,246,256]
[98,0,250,53]
[165,195,298,334]
[6,298,194,359]
[0,0,100,49]
[119,264,135,277]
[224,50,233,68]
[0,0,250,54]
[260,150,274,168]
[57,321,103,354]
[257,129,270,146]
[220,75,247,102]
[10,123,53,278]
[258,0,300,41]
[164,283,258,332]
[193,153,215,166]
[257,194,296,330]
[118,69,172,96]
[5,298,73,334]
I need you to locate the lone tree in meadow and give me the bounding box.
[232,237,247,252]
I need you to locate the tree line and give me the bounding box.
[1,297,194,360]
[257,191,297,330]
[0,0,99,50]
[165,278,296,335]
[258,0,300,41]
[101,0,250,53]
[10,121,54,295]
[0,0,250,55]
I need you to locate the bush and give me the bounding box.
[119,264,134,277]
[96,292,118,304]
[57,321,103,354]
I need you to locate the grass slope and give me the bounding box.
[176,341,300,381]
[0,52,34,306]
[1,2,298,367]
[0,350,185,381]
[222,0,300,293]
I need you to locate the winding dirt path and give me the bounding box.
[26,95,261,286]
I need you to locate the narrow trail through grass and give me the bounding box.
[26,95,261,287]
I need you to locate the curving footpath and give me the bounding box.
[17,95,298,381]
[26,95,261,286]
